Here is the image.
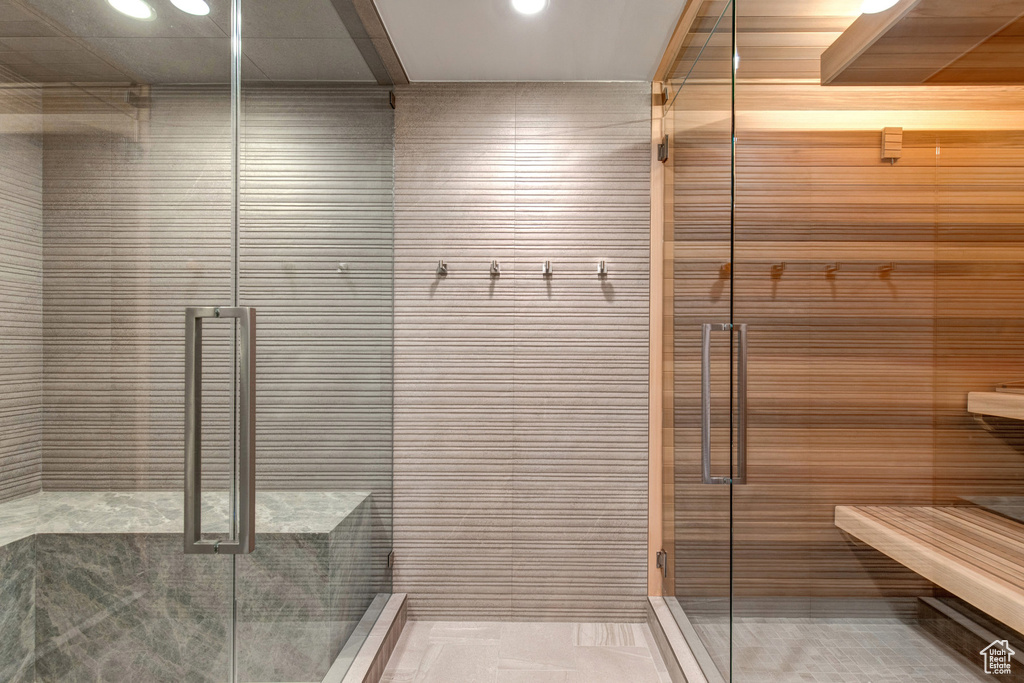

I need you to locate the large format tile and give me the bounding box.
[573,622,644,648]
[394,83,650,621]
[573,645,664,683]
[414,638,499,683]
[498,622,575,670]
[383,620,672,683]
[496,671,579,683]
[0,537,35,683]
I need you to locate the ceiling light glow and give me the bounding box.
[860,0,899,13]
[170,0,210,16]
[511,0,548,15]
[107,0,154,20]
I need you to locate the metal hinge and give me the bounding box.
[656,549,668,577]
[657,135,669,163]
[389,91,396,110]
[387,549,395,569]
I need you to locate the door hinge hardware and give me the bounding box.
[387,550,395,569]
[656,549,668,577]
[657,135,669,163]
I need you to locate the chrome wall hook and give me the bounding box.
[879,262,895,279]
[542,261,553,277]
[337,262,349,273]
[490,260,501,277]
[598,260,608,277]
[770,262,786,280]
[825,262,840,278]
[436,260,448,277]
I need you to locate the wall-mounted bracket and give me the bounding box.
[657,135,669,163]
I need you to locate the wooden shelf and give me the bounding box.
[836,505,1024,633]
[968,391,1024,421]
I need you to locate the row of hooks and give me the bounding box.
[437,260,610,278]
[719,262,899,280]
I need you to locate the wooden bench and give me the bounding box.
[835,505,1024,633]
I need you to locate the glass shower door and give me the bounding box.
[231,3,395,681]
[0,0,243,680]
[664,1,738,680]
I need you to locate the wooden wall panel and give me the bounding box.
[668,80,1024,610]
[0,78,43,503]
[933,129,1024,505]
[393,82,651,621]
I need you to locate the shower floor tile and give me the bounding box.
[380,620,671,683]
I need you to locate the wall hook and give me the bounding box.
[436,260,448,277]
[770,262,786,280]
[719,263,731,279]
[598,260,608,277]
[337,262,349,273]
[879,262,895,279]
[825,262,840,278]
[542,261,553,277]
[490,260,501,277]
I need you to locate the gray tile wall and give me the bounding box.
[393,82,650,621]
[0,80,43,504]
[40,85,394,511]
[41,85,235,491]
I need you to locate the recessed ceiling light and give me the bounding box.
[511,0,548,15]
[107,0,155,20]
[860,0,899,13]
[170,0,210,16]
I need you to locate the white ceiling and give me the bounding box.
[374,0,688,81]
[0,0,374,83]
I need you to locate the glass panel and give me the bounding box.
[731,5,1024,683]
[234,2,395,680]
[664,1,735,680]
[0,0,236,680]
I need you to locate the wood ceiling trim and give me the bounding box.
[820,0,922,85]
[654,0,706,83]
[822,0,1024,86]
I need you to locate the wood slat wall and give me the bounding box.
[393,82,651,621]
[669,81,1024,609]
[0,78,43,504]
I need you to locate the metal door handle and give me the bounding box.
[701,322,747,485]
[184,306,256,554]
[701,323,729,484]
[735,323,748,485]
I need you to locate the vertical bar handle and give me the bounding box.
[701,323,731,485]
[735,323,748,485]
[184,306,256,554]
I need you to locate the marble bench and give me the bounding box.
[0,490,376,683]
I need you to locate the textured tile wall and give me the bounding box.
[40,85,394,512]
[0,82,43,504]
[393,82,651,621]
[41,85,235,491]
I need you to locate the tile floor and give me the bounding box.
[380,621,672,683]
[695,616,989,682]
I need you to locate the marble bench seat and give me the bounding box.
[0,490,376,683]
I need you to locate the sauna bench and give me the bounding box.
[835,505,1024,633]
[968,391,1024,421]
